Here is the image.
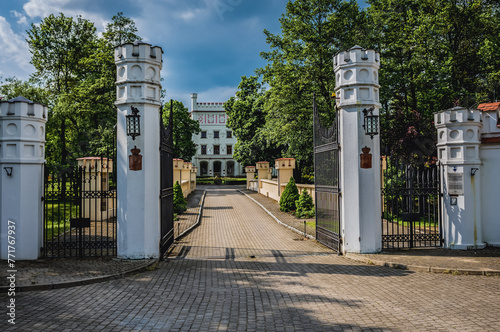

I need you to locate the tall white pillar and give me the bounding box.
[0,97,47,260]
[334,46,382,253]
[115,41,163,259]
[435,108,484,249]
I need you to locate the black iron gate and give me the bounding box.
[43,155,117,258]
[313,97,341,252]
[160,102,174,258]
[381,157,442,249]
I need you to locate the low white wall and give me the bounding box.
[259,179,279,201]
[258,180,315,204]
[248,179,258,192]
[481,144,500,246]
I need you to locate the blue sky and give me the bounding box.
[0,0,366,108]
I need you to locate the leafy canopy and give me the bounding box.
[162,100,201,161]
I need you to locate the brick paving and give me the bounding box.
[240,188,316,238]
[2,187,500,331]
[174,189,206,239]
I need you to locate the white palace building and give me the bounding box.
[190,93,243,177]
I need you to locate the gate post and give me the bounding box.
[0,97,47,260]
[435,108,484,249]
[245,166,256,190]
[256,161,270,190]
[334,46,382,253]
[115,41,163,259]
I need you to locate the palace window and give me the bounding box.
[227,145,232,155]
[214,131,220,139]
[226,131,232,139]
[201,131,207,138]
[201,145,207,155]
[214,145,220,155]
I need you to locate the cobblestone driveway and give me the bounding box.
[2,188,500,331]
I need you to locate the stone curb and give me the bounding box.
[175,190,207,241]
[345,253,500,276]
[0,259,159,293]
[237,189,315,240]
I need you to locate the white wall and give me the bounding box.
[479,144,500,246]
[479,108,500,246]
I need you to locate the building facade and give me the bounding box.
[190,93,242,177]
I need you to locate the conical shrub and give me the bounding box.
[295,188,315,218]
[279,176,299,212]
[173,181,187,214]
[296,189,314,213]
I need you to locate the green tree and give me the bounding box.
[258,0,368,179]
[225,76,284,166]
[295,189,315,218]
[26,13,98,168]
[279,177,300,212]
[103,12,140,46]
[367,0,500,158]
[173,181,187,214]
[26,12,141,168]
[0,77,51,105]
[162,100,201,161]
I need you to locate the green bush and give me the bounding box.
[295,189,315,218]
[279,177,299,212]
[173,181,187,214]
[296,189,314,212]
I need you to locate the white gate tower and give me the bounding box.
[334,46,382,253]
[115,41,163,259]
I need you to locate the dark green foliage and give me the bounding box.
[367,0,500,159]
[258,0,368,178]
[279,177,299,212]
[173,181,187,214]
[295,189,315,218]
[246,0,500,167]
[162,100,201,161]
[103,12,140,46]
[25,12,140,169]
[0,77,51,105]
[224,76,285,167]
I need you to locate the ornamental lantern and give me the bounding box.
[126,106,141,140]
[362,107,379,139]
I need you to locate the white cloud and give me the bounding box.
[0,16,32,78]
[23,0,109,34]
[10,10,28,25]
[23,0,71,18]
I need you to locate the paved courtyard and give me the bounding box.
[2,188,500,331]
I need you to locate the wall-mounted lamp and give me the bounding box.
[362,107,379,139]
[471,168,479,176]
[126,106,141,140]
[4,167,13,176]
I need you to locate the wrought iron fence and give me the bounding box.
[313,96,341,252]
[381,157,442,249]
[43,156,117,258]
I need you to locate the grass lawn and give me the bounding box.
[44,201,79,240]
[382,211,439,228]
